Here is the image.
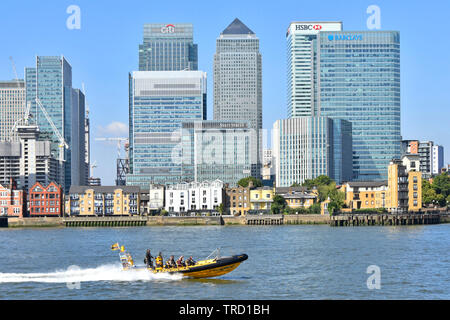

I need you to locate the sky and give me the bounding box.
[0,0,449,185]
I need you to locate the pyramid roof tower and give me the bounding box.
[221,18,255,35]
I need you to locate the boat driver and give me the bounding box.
[144,249,154,269]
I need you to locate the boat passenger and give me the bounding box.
[165,255,176,268]
[186,256,196,266]
[156,252,164,268]
[144,249,154,269]
[176,255,185,267]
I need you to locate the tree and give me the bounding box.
[308,203,321,214]
[432,173,450,198]
[237,176,263,188]
[314,175,333,186]
[423,174,450,207]
[217,203,225,215]
[271,195,287,214]
[327,201,340,215]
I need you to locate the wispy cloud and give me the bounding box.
[97,121,128,137]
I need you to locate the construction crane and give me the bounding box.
[9,56,19,81]
[95,137,128,158]
[8,57,68,162]
[81,82,90,118]
[95,137,129,185]
[90,161,97,178]
[35,98,69,162]
[8,57,32,141]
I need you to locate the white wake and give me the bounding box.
[0,263,183,284]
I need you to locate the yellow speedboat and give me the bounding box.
[111,244,248,279]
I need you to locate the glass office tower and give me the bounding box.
[213,18,262,172]
[0,80,25,142]
[273,117,333,187]
[180,120,258,186]
[139,23,198,71]
[273,117,352,187]
[127,71,207,188]
[286,22,401,181]
[319,31,401,181]
[25,56,86,189]
[286,22,343,118]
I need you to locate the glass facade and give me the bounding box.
[319,31,401,181]
[139,23,198,71]
[25,56,86,190]
[213,19,262,168]
[273,116,352,187]
[127,71,207,188]
[0,80,25,142]
[331,119,353,184]
[180,121,258,186]
[273,117,332,187]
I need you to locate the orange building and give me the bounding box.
[0,179,26,217]
[28,182,63,216]
[341,181,388,210]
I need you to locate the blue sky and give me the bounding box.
[1,0,449,185]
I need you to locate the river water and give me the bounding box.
[0,225,448,299]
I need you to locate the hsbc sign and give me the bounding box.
[295,24,322,31]
[288,22,342,36]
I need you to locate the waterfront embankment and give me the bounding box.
[1,213,449,228]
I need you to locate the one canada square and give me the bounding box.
[213,18,262,174]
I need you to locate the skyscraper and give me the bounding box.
[286,22,343,118]
[180,120,258,185]
[127,71,207,188]
[213,18,262,172]
[0,80,26,142]
[286,22,401,181]
[25,56,87,190]
[0,125,64,190]
[272,117,352,187]
[139,23,198,71]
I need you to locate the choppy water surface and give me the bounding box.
[0,225,449,299]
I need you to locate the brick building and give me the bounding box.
[28,182,63,216]
[0,179,26,217]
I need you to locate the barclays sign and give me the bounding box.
[328,34,363,41]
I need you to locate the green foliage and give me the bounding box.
[217,203,225,215]
[237,176,263,188]
[423,173,450,207]
[327,201,340,215]
[308,203,321,214]
[271,195,287,214]
[353,208,387,214]
[302,175,332,189]
[160,209,168,216]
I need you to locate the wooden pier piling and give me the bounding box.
[330,213,441,227]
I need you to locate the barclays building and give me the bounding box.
[287,22,401,181]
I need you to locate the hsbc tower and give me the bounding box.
[286,22,343,118]
[286,21,401,181]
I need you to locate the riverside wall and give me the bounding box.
[2,212,449,228]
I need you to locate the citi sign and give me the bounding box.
[161,24,175,33]
[295,24,322,31]
[328,34,363,41]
